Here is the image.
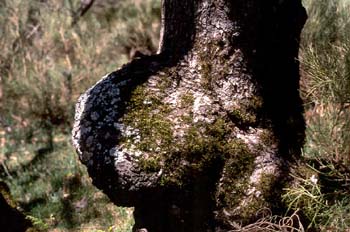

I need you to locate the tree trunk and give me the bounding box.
[72,0,307,231]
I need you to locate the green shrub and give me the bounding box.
[0,0,160,231]
[284,0,350,230]
[301,0,350,166]
[0,0,160,138]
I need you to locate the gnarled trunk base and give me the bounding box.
[72,0,307,231]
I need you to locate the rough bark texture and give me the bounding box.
[72,0,307,231]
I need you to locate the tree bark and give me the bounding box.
[72,0,307,231]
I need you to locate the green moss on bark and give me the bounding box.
[122,85,173,154]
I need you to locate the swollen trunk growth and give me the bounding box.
[72,0,307,231]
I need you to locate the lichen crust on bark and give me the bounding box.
[72,0,307,231]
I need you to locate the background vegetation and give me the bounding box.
[0,0,349,231]
[0,0,160,231]
[281,0,350,231]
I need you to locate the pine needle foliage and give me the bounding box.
[283,0,350,230]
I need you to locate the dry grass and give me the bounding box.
[229,210,305,232]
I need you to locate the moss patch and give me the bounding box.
[122,85,173,154]
[122,84,260,195]
[215,139,256,208]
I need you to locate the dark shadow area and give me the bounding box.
[227,0,307,222]
[132,155,224,232]
[0,181,32,232]
[309,158,350,200]
[61,174,83,229]
[229,0,307,159]
[20,197,47,212]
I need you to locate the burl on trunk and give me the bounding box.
[72,0,307,231]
